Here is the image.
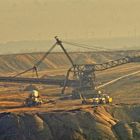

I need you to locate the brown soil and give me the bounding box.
[0,51,140,140]
[0,50,139,74]
[0,105,140,140]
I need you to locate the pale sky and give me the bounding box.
[0,0,140,43]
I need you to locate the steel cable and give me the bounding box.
[63,41,113,51]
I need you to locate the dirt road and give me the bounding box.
[97,70,140,89]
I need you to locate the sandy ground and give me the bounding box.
[0,63,139,113]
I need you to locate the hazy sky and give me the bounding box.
[0,0,140,43]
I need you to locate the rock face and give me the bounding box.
[1,105,140,140]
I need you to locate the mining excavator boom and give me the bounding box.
[61,55,140,94]
[0,37,139,97]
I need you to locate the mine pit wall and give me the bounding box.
[0,105,140,140]
[0,50,139,73]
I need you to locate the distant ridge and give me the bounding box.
[0,50,139,73]
[0,37,140,55]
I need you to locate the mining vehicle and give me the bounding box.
[24,90,56,107]
[24,90,43,107]
[80,91,112,105]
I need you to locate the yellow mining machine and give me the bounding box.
[80,90,112,105]
[24,90,43,107]
[24,90,55,107]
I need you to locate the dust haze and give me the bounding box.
[0,0,140,54]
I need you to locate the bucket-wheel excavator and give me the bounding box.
[56,38,140,104]
[0,37,139,106]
